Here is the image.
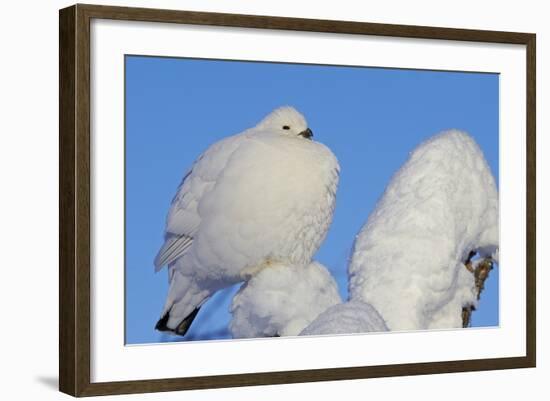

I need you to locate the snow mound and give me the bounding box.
[349,130,499,331]
[300,300,388,336]
[230,261,342,338]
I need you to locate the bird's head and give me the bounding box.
[255,106,313,140]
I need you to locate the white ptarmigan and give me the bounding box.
[154,106,340,336]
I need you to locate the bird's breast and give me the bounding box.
[193,135,339,280]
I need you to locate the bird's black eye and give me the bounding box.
[282,125,290,130]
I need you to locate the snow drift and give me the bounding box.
[230,261,342,338]
[300,300,388,336]
[348,130,499,331]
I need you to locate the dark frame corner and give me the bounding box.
[59,3,536,397]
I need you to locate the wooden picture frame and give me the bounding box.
[59,3,536,397]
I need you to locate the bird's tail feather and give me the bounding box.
[156,270,212,337]
[155,306,202,337]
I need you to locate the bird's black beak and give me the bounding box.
[299,128,313,140]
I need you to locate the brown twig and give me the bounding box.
[462,255,494,328]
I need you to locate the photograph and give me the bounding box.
[1,0,544,398]
[56,3,536,396]
[124,55,499,344]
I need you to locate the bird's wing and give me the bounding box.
[154,133,249,271]
[153,233,194,270]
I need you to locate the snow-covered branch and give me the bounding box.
[230,261,341,338]
[348,130,499,331]
[300,300,388,336]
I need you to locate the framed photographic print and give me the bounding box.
[59,3,536,397]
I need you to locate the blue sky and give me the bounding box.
[125,55,499,344]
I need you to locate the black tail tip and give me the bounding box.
[154,307,202,337]
[155,312,171,332]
